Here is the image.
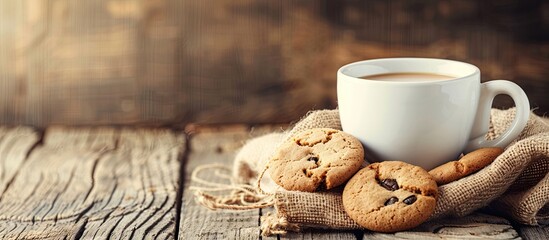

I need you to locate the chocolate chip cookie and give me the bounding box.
[269,128,364,192]
[342,161,438,232]
[429,147,503,185]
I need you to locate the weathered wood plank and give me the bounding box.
[281,231,357,240]
[363,213,520,239]
[519,225,549,240]
[0,127,184,239]
[179,127,262,239]
[80,128,184,239]
[0,218,88,240]
[0,127,40,197]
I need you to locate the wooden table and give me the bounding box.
[0,125,546,239]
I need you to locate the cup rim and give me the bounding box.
[337,57,481,85]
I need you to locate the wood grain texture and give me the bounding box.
[0,0,547,126]
[363,213,520,239]
[280,231,357,240]
[0,127,40,197]
[0,127,185,239]
[179,128,262,239]
[519,225,549,240]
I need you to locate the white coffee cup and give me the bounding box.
[337,58,530,170]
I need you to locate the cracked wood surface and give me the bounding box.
[179,125,276,239]
[0,125,546,239]
[0,127,184,239]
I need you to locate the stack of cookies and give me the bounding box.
[268,128,502,232]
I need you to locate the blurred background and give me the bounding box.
[0,0,547,127]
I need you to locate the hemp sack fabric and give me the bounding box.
[211,108,549,234]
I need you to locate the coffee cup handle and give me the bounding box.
[465,80,530,152]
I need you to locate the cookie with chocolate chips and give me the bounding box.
[269,128,364,192]
[342,161,438,232]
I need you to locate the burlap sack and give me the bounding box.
[195,108,549,235]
